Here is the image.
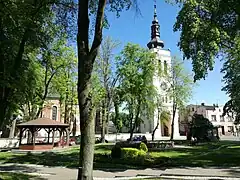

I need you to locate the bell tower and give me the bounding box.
[141,0,180,139]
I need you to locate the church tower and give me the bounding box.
[141,2,180,139]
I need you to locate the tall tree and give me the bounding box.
[221,37,240,123]
[116,43,157,141]
[0,0,75,129]
[167,57,194,140]
[77,1,140,179]
[19,38,77,122]
[95,36,120,142]
[0,0,52,128]
[172,0,240,120]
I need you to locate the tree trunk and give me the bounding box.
[64,90,69,123]
[129,100,141,141]
[9,119,17,138]
[77,0,106,179]
[152,122,159,141]
[78,105,96,180]
[101,101,106,143]
[170,103,177,140]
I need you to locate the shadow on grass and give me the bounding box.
[2,141,240,172]
[94,144,115,151]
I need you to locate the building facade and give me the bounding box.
[41,96,62,123]
[140,3,180,139]
[180,103,238,136]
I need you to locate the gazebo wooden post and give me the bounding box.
[47,128,51,144]
[59,128,62,146]
[32,127,36,147]
[19,128,23,146]
[52,128,55,147]
[66,128,70,147]
[27,129,30,144]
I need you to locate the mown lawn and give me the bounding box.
[0,141,240,169]
[0,172,41,180]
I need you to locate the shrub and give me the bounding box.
[139,142,148,152]
[121,148,146,159]
[111,146,121,158]
[121,148,139,159]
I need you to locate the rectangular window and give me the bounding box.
[211,115,217,121]
[192,107,194,112]
[52,106,57,120]
[220,115,224,122]
[228,116,233,122]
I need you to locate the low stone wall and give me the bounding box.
[0,138,28,149]
[95,133,187,142]
[0,138,19,149]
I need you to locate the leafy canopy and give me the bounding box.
[173,0,240,81]
[116,43,157,120]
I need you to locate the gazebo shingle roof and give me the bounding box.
[17,118,69,127]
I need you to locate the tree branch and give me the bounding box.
[90,0,107,56]
[77,0,89,54]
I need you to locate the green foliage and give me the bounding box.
[139,142,148,153]
[172,0,240,124]
[110,112,129,132]
[115,43,158,135]
[221,36,240,124]
[19,37,77,121]
[173,0,239,81]
[167,57,194,110]
[160,110,171,125]
[121,148,146,159]
[0,0,76,127]
[165,57,194,139]
[188,114,214,141]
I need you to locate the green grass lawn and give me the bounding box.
[0,172,40,180]
[0,141,240,169]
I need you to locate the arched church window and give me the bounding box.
[164,60,167,74]
[52,106,57,120]
[158,60,162,74]
[165,96,168,103]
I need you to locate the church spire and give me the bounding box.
[147,1,164,49]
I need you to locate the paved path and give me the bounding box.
[1,163,240,180]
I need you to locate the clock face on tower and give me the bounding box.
[161,82,167,91]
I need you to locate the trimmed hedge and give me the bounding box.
[115,141,148,152]
[139,142,148,152]
[111,145,147,159]
[121,148,146,159]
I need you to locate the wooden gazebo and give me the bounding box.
[17,118,69,150]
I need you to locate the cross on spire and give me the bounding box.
[154,0,157,21]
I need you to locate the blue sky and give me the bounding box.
[103,0,229,106]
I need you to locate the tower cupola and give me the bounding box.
[147,2,164,49]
